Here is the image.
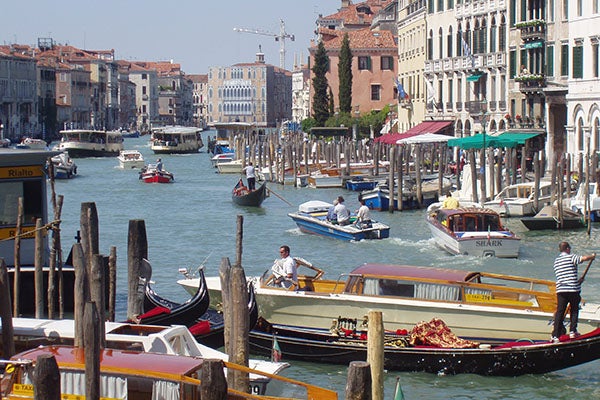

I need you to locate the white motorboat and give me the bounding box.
[217,158,243,174]
[151,125,203,154]
[50,152,77,179]
[426,203,521,257]
[16,137,48,150]
[483,181,553,217]
[118,149,145,169]
[568,181,600,222]
[55,129,124,157]
[3,317,289,396]
[177,262,600,342]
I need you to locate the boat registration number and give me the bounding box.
[475,239,503,247]
[465,293,493,302]
[11,384,121,400]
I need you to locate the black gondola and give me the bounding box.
[520,205,586,230]
[232,179,268,207]
[135,269,210,327]
[191,282,259,348]
[248,319,600,376]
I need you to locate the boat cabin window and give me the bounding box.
[518,186,532,198]
[454,214,501,232]
[0,180,44,226]
[363,278,461,301]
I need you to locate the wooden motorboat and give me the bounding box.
[288,200,390,241]
[1,318,289,396]
[232,179,268,207]
[426,203,521,258]
[132,269,210,326]
[178,262,600,342]
[520,204,586,230]
[345,177,380,191]
[568,181,600,222]
[117,149,145,169]
[1,344,336,399]
[140,164,174,183]
[248,317,600,376]
[55,129,123,157]
[217,159,243,174]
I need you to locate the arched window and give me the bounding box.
[595,117,600,151]
[447,26,453,58]
[578,118,584,152]
[438,27,444,59]
[428,30,434,60]
[490,18,497,53]
[481,19,487,54]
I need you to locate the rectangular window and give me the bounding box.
[593,44,599,78]
[573,46,583,78]
[142,86,147,95]
[595,0,599,14]
[142,73,147,80]
[371,85,381,101]
[561,44,569,76]
[448,78,453,104]
[428,0,434,13]
[521,0,527,21]
[520,49,528,73]
[428,37,434,60]
[510,50,517,78]
[437,0,444,12]
[510,0,516,26]
[380,56,394,71]
[577,0,583,16]
[546,45,554,76]
[499,24,506,51]
[447,0,454,9]
[358,56,371,70]
[563,0,568,19]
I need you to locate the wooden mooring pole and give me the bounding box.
[0,258,15,358]
[127,219,148,320]
[345,361,371,400]
[33,354,61,400]
[367,310,384,400]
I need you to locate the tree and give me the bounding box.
[338,33,353,113]
[312,40,330,126]
[328,87,335,116]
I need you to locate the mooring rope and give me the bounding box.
[0,219,61,242]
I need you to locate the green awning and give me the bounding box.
[497,132,543,144]
[524,41,544,49]
[466,73,483,82]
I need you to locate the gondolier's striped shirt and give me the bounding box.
[554,252,583,293]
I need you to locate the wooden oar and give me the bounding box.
[578,254,596,284]
[266,187,294,206]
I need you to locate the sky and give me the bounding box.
[1,1,337,74]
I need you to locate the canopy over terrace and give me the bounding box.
[446,131,544,149]
[375,120,454,144]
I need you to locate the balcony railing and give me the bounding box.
[465,101,487,115]
[516,20,546,41]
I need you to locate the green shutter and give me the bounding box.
[520,49,528,70]
[546,45,554,76]
[510,0,516,26]
[573,46,583,78]
[561,44,569,76]
[510,50,517,78]
[367,56,372,71]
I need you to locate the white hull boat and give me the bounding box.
[118,149,145,169]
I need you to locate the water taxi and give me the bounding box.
[150,125,203,154]
[178,262,600,342]
[117,149,145,169]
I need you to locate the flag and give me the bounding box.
[393,377,405,400]
[271,334,282,362]
[425,78,436,104]
[460,31,475,66]
[394,77,407,99]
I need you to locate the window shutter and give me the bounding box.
[573,46,583,79]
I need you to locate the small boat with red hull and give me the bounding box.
[140,164,174,183]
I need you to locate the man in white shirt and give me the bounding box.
[243,162,256,191]
[271,245,297,289]
[334,196,351,226]
[356,197,372,228]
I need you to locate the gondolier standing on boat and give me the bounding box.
[243,162,256,191]
[551,241,596,342]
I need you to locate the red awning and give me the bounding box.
[375,121,454,144]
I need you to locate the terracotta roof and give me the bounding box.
[315,28,396,50]
[320,0,393,25]
[187,74,208,83]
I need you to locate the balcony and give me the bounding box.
[516,19,546,41]
[465,101,487,115]
[515,74,546,92]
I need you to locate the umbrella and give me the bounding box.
[446,133,518,149]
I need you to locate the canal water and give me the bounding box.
[50,133,600,399]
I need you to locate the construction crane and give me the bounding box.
[233,19,295,70]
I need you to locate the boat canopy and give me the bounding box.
[349,263,479,283]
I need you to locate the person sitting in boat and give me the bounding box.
[156,158,163,172]
[326,198,339,222]
[355,196,372,229]
[269,245,298,289]
[243,162,256,191]
[334,196,351,226]
[442,191,459,209]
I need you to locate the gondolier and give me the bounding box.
[551,241,596,342]
[243,162,256,191]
